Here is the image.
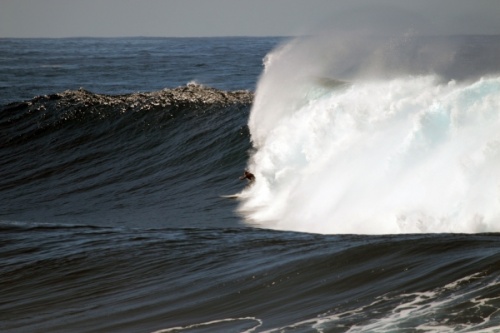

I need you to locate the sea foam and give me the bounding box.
[239,35,500,234]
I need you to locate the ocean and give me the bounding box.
[2,35,500,332]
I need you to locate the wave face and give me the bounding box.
[240,35,500,234]
[0,84,253,228]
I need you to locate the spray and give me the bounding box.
[239,34,500,234]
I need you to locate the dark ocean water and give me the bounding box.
[2,36,500,333]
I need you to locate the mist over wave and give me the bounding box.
[239,34,500,234]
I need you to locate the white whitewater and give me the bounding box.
[239,35,500,234]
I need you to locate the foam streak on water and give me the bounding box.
[240,36,500,234]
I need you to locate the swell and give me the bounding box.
[0,84,253,227]
[2,223,500,332]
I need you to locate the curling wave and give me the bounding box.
[239,35,500,234]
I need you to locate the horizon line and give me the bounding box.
[2,33,500,39]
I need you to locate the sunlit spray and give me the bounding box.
[239,34,500,234]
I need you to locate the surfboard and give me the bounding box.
[220,194,240,199]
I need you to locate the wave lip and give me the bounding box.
[0,83,253,148]
[2,83,254,113]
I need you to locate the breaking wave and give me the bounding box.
[239,35,500,234]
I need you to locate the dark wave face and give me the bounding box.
[0,84,253,228]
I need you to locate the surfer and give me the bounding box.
[239,170,255,183]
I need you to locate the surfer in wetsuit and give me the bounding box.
[239,170,255,184]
